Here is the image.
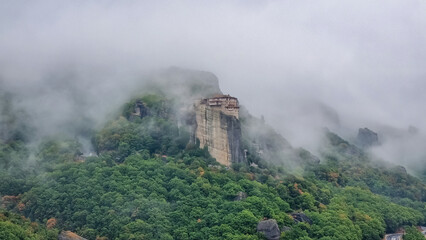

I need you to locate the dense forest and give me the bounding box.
[1,79,425,240]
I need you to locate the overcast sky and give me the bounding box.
[1,1,426,166]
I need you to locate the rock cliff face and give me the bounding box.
[357,127,379,148]
[194,94,245,166]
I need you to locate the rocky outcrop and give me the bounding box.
[129,100,148,121]
[58,231,87,240]
[291,213,312,224]
[194,95,245,166]
[357,128,379,148]
[383,233,403,240]
[234,191,247,201]
[257,219,280,240]
[223,112,245,165]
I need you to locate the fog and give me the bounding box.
[1,1,426,171]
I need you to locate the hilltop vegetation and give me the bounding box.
[0,79,425,239]
[0,209,57,240]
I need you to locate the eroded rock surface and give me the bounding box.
[58,231,87,240]
[194,95,244,166]
[291,213,312,224]
[257,219,280,240]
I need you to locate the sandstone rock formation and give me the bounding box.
[257,219,281,240]
[194,94,245,166]
[58,231,87,240]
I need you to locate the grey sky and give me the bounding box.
[1,1,426,168]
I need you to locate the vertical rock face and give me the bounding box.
[194,94,244,166]
[357,127,379,148]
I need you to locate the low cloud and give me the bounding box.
[1,1,425,171]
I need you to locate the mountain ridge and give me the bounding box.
[0,68,425,240]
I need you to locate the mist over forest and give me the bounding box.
[1,1,426,240]
[1,0,426,173]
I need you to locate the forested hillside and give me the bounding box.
[0,78,425,240]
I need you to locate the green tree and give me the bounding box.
[403,226,425,240]
[231,210,259,234]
